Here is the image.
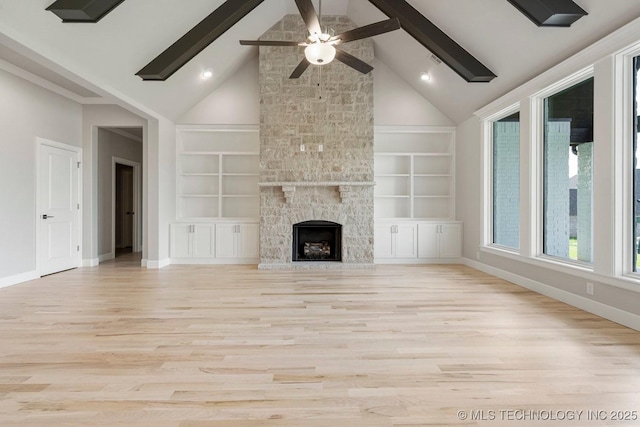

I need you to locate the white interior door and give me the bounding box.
[38,142,80,276]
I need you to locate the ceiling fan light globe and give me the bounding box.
[304,43,336,65]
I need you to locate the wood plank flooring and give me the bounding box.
[1,255,640,426]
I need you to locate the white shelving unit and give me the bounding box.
[373,126,461,264]
[173,126,260,265]
[374,126,455,220]
[177,126,259,220]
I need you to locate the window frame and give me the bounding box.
[614,41,640,279]
[531,66,595,268]
[481,104,521,253]
[486,107,522,252]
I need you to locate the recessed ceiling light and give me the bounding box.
[420,72,431,82]
[201,69,213,80]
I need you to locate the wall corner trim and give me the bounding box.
[98,252,115,263]
[462,258,640,332]
[82,258,99,267]
[145,259,171,269]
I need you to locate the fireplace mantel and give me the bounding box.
[259,182,375,204]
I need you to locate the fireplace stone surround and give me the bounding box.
[258,14,375,269]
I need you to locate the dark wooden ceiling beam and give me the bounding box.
[136,0,264,81]
[46,0,125,23]
[368,0,496,83]
[506,0,587,27]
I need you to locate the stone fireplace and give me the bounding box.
[258,14,374,269]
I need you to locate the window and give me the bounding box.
[492,112,520,250]
[543,78,594,263]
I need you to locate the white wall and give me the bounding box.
[373,60,454,127]
[456,116,482,259]
[178,56,260,125]
[178,56,454,127]
[97,129,142,259]
[0,68,82,284]
[144,117,175,268]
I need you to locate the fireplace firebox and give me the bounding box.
[292,221,342,262]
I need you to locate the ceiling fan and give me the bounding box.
[240,0,400,78]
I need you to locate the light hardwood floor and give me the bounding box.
[1,256,640,426]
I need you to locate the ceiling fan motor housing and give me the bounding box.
[305,42,337,65]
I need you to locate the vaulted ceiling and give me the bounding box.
[1,0,640,124]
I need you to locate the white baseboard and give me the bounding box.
[463,258,640,332]
[82,258,99,267]
[98,252,114,263]
[145,258,170,269]
[258,262,375,270]
[0,271,39,289]
[375,258,462,265]
[171,258,259,265]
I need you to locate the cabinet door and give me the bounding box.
[374,224,394,258]
[395,224,417,258]
[439,223,462,259]
[418,223,440,259]
[215,223,238,259]
[170,224,192,258]
[192,224,215,258]
[237,223,259,259]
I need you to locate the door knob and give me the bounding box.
[42,214,54,219]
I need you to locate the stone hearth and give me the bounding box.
[258,14,375,269]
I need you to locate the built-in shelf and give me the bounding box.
[177,126,259,219]
[374,126,456,220]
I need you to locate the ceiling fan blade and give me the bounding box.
[334,48,373,74]
[295,0,322,36]
[332,18,400,44]
[290,58,311,79]
[240,40,301,46]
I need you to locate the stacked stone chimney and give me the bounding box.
[258,14,375,268]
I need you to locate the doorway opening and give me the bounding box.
[115,163,134,257]
[112,156,142,260]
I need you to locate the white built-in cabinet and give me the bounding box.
[374,127,462,264]
[170,222,259,264]
[170,224,215,259]
[172,126,260,264]
[374,223,418,259]
[215,223,259,260]
[417,222,462,260]
[374,221,461,263]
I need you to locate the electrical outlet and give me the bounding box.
[318,144,323,152]
[586,282,594,296]
[300,144,305,152]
